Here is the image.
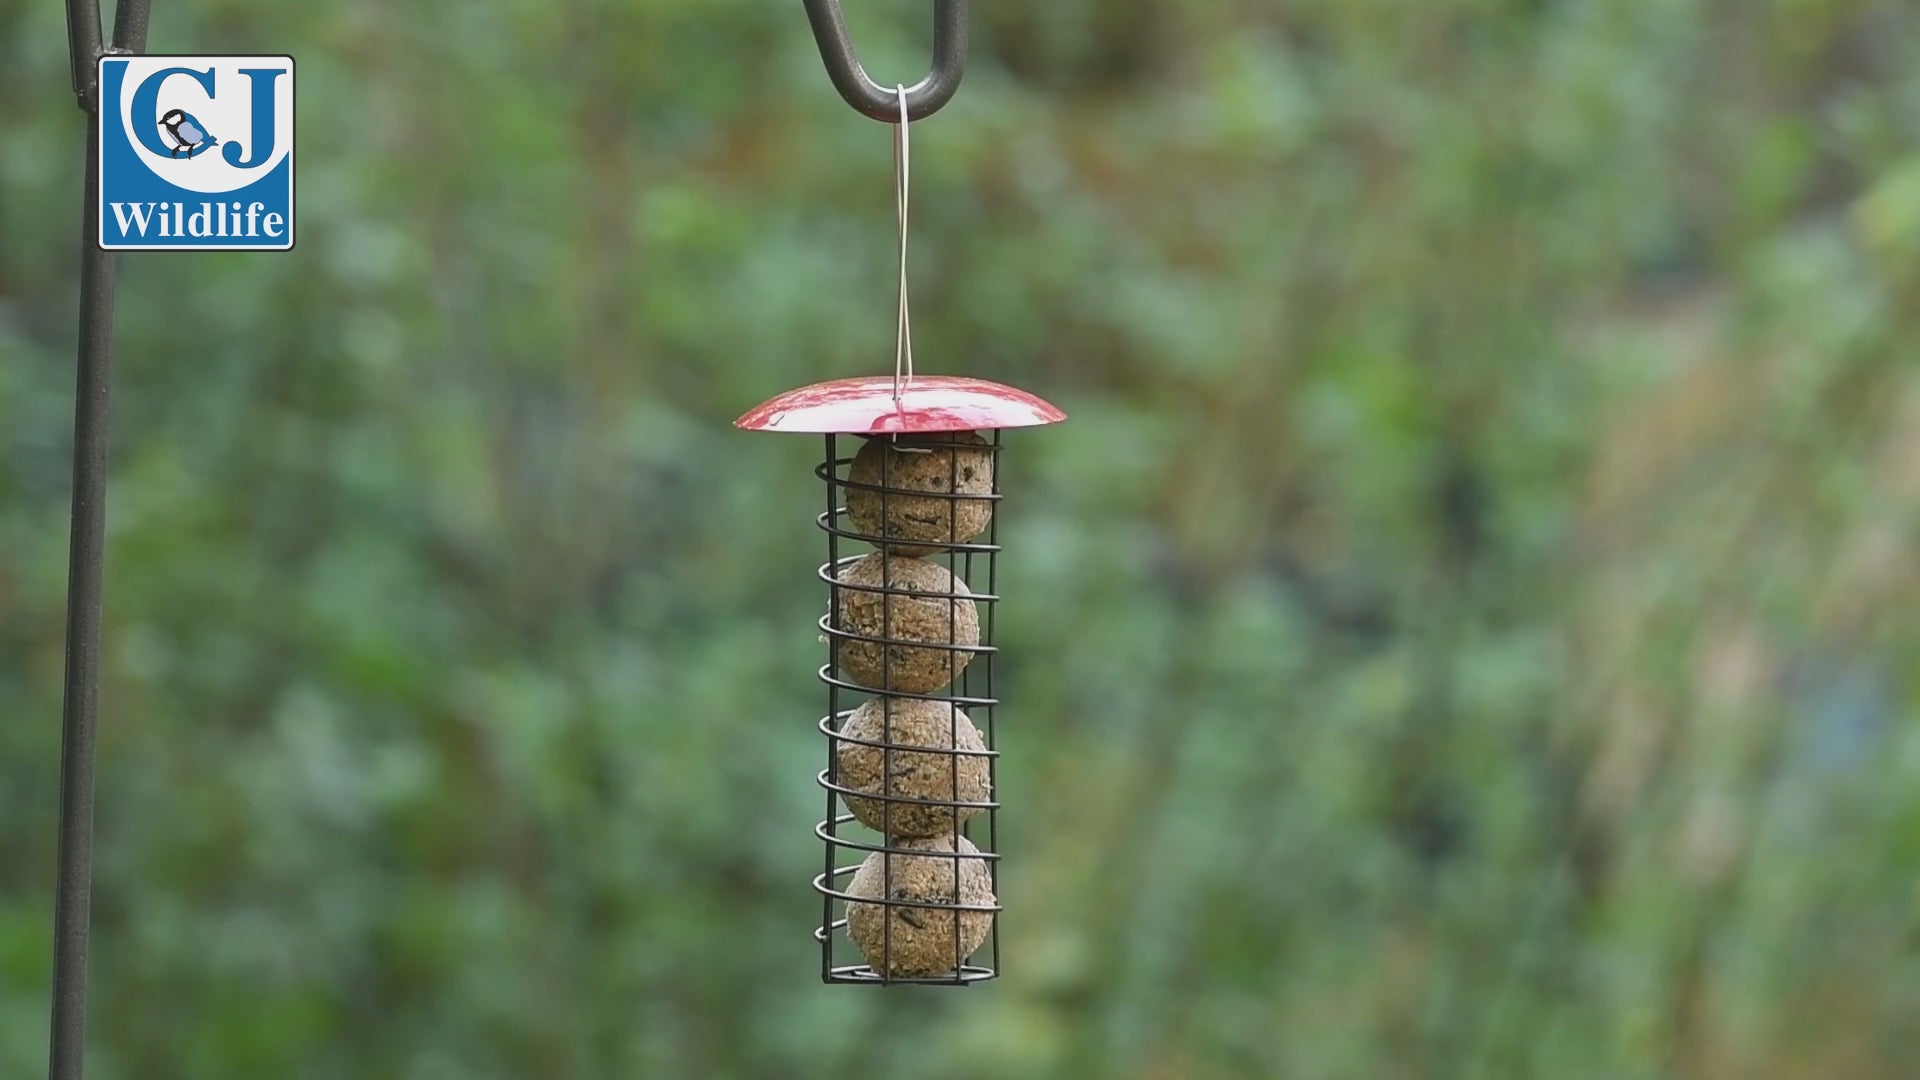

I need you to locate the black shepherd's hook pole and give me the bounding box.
[52,1,150,1078]
[801,0,967,122]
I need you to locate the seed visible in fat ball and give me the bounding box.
[832,553,979,694]
[835,697,991,838]
[845,834,996,977]
[847,433,994,556]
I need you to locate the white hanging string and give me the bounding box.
[892,84,913,403]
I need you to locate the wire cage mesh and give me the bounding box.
[813,430,1003,984]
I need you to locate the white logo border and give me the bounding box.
[96,53,297,253]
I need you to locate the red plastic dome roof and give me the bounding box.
[735,375,1067,434]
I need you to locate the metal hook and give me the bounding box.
[802,0,968,123]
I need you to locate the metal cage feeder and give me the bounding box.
[738,375,1064,984]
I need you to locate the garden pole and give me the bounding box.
[51,2,150,1077]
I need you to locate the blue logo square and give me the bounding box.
[98,55,295,251]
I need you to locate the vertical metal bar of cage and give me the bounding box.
[820,435,840,982]
[878,437,893,984]
[946,436,963,979]
[984,429,1001,977]
[52,3,151,1077]
[946,440,956,977]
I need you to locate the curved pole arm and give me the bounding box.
[802,0,967,123]
[64,0,102,108]
[66,0,151,110]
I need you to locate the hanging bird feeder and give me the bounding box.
[740,0,1065,985]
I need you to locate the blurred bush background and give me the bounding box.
[5,1,1920,1077]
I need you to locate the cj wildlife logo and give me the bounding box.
[97,55,295,251]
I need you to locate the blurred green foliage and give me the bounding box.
[5,1,1920,1077]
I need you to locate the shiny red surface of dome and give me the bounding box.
[735,375,1067,434]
